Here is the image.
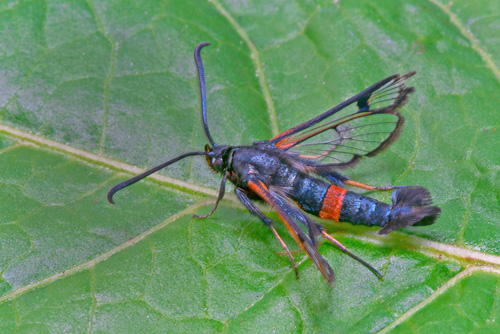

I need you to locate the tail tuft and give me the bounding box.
[379,186,441,235]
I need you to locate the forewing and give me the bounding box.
[246,177,335,285]
[271,72,415,167]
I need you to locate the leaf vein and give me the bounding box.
[378,266,500,333]
[209,0,279,136]
[0,200,211,303]
[428,0,500,84]
[0,124,220,198]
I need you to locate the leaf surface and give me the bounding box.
[0,0,499,333]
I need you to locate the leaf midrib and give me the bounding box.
[2,123,500,308]
[0,124,219,197]
[3,122,500,257]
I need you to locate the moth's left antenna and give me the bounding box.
[194,42,216,147]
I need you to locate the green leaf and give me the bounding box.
[1,0,499,333]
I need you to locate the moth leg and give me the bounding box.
[245,176,335,285]
[276,249,302,256]
[193,172,228,219]
[315,169,349,187]
[235,187,272,224]
[344,179,408,191]
[269,224,299,279]
[321,230,383,279]
[317,168,405,191]
[235,188,299,278]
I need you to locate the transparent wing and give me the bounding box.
[270,72,415,167]
[289,110,404,166]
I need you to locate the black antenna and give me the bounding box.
[108,43,218,204]
[194,42,216,147]
[107,151,210,204]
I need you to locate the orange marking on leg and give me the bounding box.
[269,224,299,278]
[321,231,347,252]
[345,180,398,191]
[319,185,347,222]
[344,180,375,191]
[275,212,304,251]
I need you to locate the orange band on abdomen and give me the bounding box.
[319,185,347,222]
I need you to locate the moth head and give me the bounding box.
[205,144,230,173]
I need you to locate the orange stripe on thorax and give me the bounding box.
[319,185,347,222]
